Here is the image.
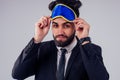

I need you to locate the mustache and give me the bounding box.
[55,34,68,38]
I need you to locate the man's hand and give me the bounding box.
[34,16,51,43]
[73,18,90,39]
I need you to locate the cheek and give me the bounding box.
[52,29,57,36]
[65,29,75,36]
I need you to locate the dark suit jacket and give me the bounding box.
[12,38,109,80]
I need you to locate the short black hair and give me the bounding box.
[48,0,82,17]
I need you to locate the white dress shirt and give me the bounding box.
[56,37,77,75]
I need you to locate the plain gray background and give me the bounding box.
[0,0,120,80]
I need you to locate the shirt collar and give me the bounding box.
[57,37,77,53]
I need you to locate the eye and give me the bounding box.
[52,23,58,28]
[63,23,72,28]
[64,24,70,28]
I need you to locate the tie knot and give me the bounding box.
[60,48,67,55]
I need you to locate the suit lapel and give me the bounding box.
[50,41,58,80]
[65,43,80,79]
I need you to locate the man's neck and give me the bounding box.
[57,37,77,52]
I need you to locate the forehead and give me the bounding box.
[52,17,70,24]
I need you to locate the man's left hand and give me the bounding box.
[73,18,90,39]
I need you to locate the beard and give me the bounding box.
[53,32,75,47]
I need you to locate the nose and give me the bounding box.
[58,26,64,35]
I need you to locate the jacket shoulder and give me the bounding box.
[82,43,102,56]
[40,40,55,47]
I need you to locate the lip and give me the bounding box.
[56,36,66,40]
[57,36,65,38]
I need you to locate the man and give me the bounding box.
[12,0,109,80]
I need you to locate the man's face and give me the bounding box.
[52,17,75,47]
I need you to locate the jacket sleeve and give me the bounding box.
[80,43,109,80]
[12,38,41,79]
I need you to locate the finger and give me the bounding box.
[73,19,84,25]
[46,16,51,27]
[46,16,51,19]
[37,17,44,27]
[42,17,48,26]
[74,20,89,30]
[46,16,51,22]
[43,16,51,27]
[45,16,51,28]
[75,25,83,31]
[35,21,42,29]
[79,18,89,25]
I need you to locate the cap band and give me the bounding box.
[51,4,77,22]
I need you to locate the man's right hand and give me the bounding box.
[34,16,51,43]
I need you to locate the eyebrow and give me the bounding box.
[52,21,74,25]
[52,21,58,24]
[63,22,74,25]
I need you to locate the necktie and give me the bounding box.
[57,48,67,80]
